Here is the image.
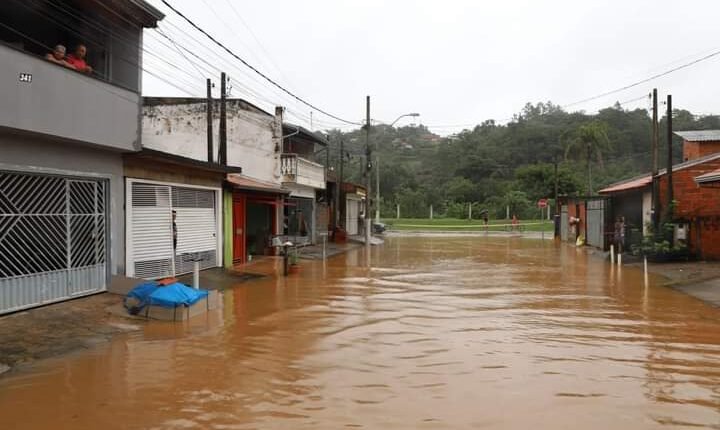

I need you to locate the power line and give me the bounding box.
[158,0,362,126]
[561,49,720,109]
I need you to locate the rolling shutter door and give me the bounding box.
[130,183,174,279]
[172,187,217,275]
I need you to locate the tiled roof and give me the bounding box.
[598,175,652,193]
[600,152,720,194]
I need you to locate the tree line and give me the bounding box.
[319,101,720,219]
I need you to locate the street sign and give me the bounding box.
[537,199,548,208]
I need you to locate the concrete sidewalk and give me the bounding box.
[628,260,720,307]
[297,241,363,260]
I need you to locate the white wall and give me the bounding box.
[142,100,281,185]
[642,190,652,236]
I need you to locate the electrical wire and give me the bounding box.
[158,0,362,126]
[561,49,720,109]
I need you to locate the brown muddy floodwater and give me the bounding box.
[2,236,720,429]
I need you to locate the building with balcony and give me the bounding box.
[281,123,329,244]
[141,97,286,267]
[0,0,163,314]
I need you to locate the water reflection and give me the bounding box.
[2,236,720,429]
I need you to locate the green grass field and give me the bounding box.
[382,218,555,232]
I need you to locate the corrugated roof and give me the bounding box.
[226,174,289,194]
[600,152,720,194]
[283,123,329,146]
[696,168,720,184]
[674,130,720,142]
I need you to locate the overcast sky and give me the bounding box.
[143,0,720,134]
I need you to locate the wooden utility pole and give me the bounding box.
[651,88,660,231]
[206,78,213,163]
[338,139,344,228]
[554,155,559,215]
[666,94,673,220]
[219,72,228,165]
[364,96,372,245]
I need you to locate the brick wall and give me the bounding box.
[683,140,720,161]
[657,157,720,259]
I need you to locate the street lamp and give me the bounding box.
[376,113,420,224]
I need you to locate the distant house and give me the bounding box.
[675,130,720,162]
[598,130,720,259]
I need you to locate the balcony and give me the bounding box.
[0,43,141,151]
[280,154,326,190]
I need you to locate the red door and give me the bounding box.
[233,194,246,264]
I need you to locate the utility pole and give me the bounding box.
[364,96,372,246]
[338,139,345,228]
[651,88,660,232]
[375,154,381,223]
[554,155,559,215]
[666,94,673,221]
[206,78,213,163]
[219,72,227,165]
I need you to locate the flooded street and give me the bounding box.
[2,236,720,429]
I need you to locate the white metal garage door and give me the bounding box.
[0,171,108,314]
[127,181,219,279]
[346,197,360,235]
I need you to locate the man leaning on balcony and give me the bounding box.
[66,44,93,75]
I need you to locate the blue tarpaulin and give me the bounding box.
[124,281,209,315]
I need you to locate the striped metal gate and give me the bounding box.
[127,181,218,279]
[586,199,606,250]
[0,171,107,314]
[560,205,569,242]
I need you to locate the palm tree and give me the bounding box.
[564,121,611,195]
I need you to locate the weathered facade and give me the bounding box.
[0,0,163,314]
[141,97,286,267]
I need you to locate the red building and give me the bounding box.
[598,129,720,259]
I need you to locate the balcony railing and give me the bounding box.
[280,154,326,190]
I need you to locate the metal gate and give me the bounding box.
[586,199,606,249]
[0,171,107,314]
[560,205,568,241]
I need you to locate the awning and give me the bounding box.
[226,174,289,194]
[125,148,242,174]
[696,168,720,185]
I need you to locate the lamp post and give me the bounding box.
[375,113,420,223]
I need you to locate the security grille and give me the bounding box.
[0,171,107,314]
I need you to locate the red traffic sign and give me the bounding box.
[537,199,548,208]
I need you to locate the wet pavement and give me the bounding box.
[2,236,720,429]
